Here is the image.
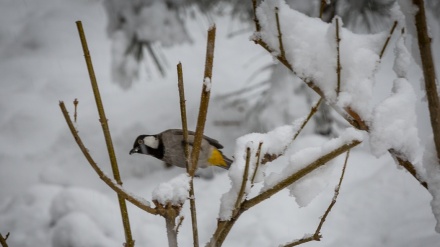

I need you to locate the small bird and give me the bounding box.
[129,129,232,170]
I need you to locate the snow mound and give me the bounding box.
[152,173,190,205]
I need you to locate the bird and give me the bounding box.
[129,129,233,170]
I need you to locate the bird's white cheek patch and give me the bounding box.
[144,136,159,149]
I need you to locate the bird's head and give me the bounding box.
[129,135,160,155]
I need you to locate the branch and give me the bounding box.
[59,102,158,215]
[412,0,440,165]
[190,25,217,176]
[251,0,261,32]
[251,7,428,189]
[335,17,341,96]
[208,139,360,246]
[275,7,286,59]
[76,21,134,246]
[282,150,350,247]
[0,232,9,247]
[261,98,323,165]
[177,62,199,247]
[379,21,398,59]
[319,0,326,19]
[250,142,264,185]
[232,147,251,217]
[154,201,180,247]
[76,21,134,247]
[73,98,78,123]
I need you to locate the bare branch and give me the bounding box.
[177,62,200,247]
[319,0,326,19]
[379,21,398,59]
[251,0,261,32]
[0,232,9,247]
[335,17,341,96]
[59,101,158,215]
[233,147,251,217]
[412,0,440,165]
[275,7,286,59]
[73,98,78,123]
[190,25,217,176]
[250,142,264,185]
[175,216,185,234]
[75,21,134,246]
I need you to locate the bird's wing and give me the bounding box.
[166,129,224,149]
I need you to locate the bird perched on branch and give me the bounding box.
[130,129,232,170]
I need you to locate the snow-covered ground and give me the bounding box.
[0,0,439,246]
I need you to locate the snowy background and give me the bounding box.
[1,0,440,246]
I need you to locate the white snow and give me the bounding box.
[369,78,421,163]
[1,0,440,246]
[203,77,212,92]
[262,128,363,197]
[393,34,411,78]
[152,173,190,205]
[256,0,386,120]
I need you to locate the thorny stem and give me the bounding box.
[59,102,158,215]
[251,5,428,189]
[412,0,440,165]
[75,21,134,246]
[335,17,341,96]
[0,232,9,247]
[177,62,199,247]
[379,21,398,59]
[282,150,350,247]
[207,140,360,247]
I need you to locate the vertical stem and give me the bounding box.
[275,7,286,59]
[412,0,440,164]
[177,62,199,247]
[165,215,178,247]
[75,21,134,247]
[335,17,341,96]
[190,25,217,176]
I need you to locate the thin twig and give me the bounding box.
[250,142,263,185]
[59,101,158,215]
[175,216,185,234]
[335,17,341,96]
[275,7,286,59]
[379,21,398,59]
[0,232,9,247]
[281,150,350,247]
[232,147,251,217]
[251,0,261,32]
[76,21,134,246]
[319,0,327,19]
[73,98,78,123]
[146,42,166,77]
[76,21,134,245]
[412,0,440,165]
[177,62,200,247]
[261,98,323,165]
[190,25,216,176]
[207,139,360,247]
[293,98,322,142]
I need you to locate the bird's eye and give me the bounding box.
[138,139,144,144]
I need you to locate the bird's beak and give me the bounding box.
[129,147,138,155]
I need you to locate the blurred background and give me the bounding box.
[1,0,440,246]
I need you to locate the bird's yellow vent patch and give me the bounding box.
[208,149,227,167]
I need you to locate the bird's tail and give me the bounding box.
[208,149,233,170]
